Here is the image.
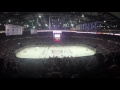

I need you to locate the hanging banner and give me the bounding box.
[5,24,23,36]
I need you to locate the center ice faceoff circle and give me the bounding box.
[16,45,96,59]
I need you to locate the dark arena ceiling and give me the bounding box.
[0,12,120,30]
[110,12,120,19]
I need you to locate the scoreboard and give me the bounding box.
[53,31,62,42]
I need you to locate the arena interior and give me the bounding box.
[0,12,120,78]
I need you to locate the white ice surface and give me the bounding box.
[16,45,96,59]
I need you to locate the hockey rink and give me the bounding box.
[16,45,96,59]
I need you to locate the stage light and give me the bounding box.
[104,20,106,23]
[9,20,11,22]
[82,14,84,17]
[39,24,41,26]
[27,25,29,27]
[33,26,35,29]
[45,24,48,27]
[39,15,41,18]
[71,24,74,27]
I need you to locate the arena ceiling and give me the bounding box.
[0,12,120,30]
[109,12,120,19]
[0,12,120,23]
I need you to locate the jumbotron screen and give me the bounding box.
[55,34,60,38]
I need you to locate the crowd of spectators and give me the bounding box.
[0,33,120,78]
